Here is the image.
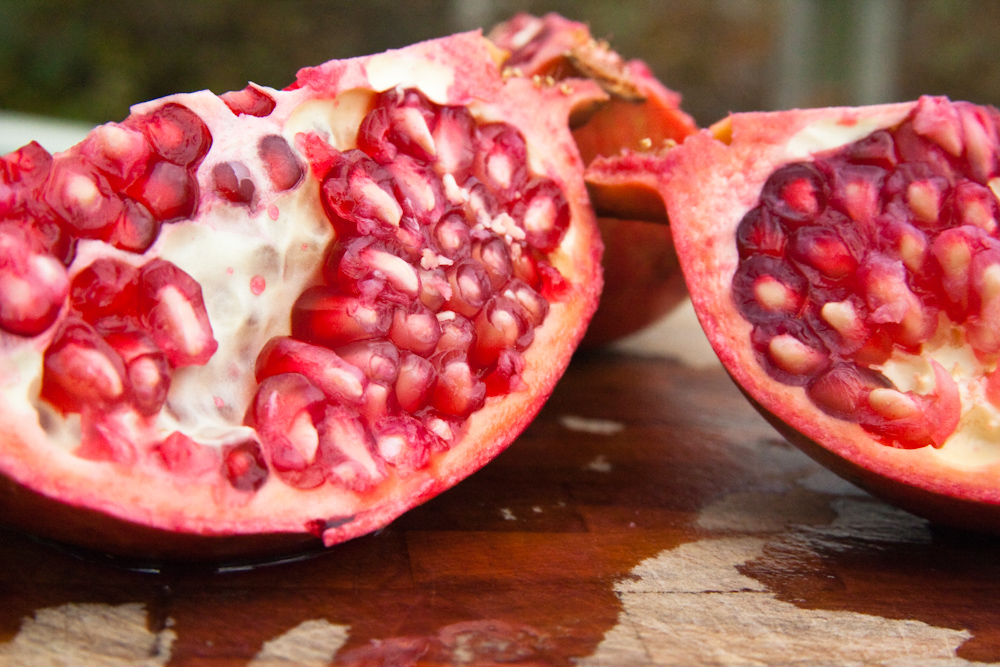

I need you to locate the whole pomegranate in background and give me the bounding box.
[0,30,607,560]
[655,96,1000,532]
[489,12,698,346]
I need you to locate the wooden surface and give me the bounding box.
[2,304,1000,666]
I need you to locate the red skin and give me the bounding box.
[0,31,606,561]
[489,12,698,347]
[657,102,1000,533]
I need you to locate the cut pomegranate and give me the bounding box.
[489,12,699,346]
[656,96,1000,532]
[0,29,605,560]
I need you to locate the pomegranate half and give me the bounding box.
[0,31,606,560]
[659,97,1000,532]
[489,12,698,346]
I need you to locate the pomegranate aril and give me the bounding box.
[788,225,859,279]
[357,89,437,165]
[736,207,786,258]
[223,440,269,492]
[102,330,170,416]
[69,257,139,322]
[41,318,128,413]
[760,162,827,224]
[502,279,548,326]
[432,211,472,260]
[337,237,420,304]
[128,160,198,222]
[751,319,830,386]
[957,102,999,183]
[859,255,937,348]
[472,295,533,368]
[77,408,136,464]
[731,255,807,323]
[316,405,387,492]
[335,339,401,385]
[212,161,255,204]
[1,142,52,215]
[395,352,436,412]
[474,123,529,203]
[823,162,885,225]
[845,129,898,169]
[436,313,476,353]
[389,302,441,356]
[911,96,964,157]
[321,150,404,235]
[132,103,212,167]
[511,178,571,252]
[258,135,303,192]
[137,258,218,367]
[109,199,160,253]
[246,373,329,489]
[862,360,961,449]
[948,181,999,232]
[387,155,445,225]
[473,238,514,290]
[432,105,476,181]
[220,85,276,117]
[370,414,433,471]
[255,336,366,406]
[291,286,393,349]
[445,259,494,318]
[430,349,486,417]
[484,348,528,395]
[79,123,153,189]
[0,224,69,336]
[807,363,891,420]
[43,157,124,238]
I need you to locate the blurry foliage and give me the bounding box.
[0,0,999,128]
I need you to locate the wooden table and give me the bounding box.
[1,304,999,666]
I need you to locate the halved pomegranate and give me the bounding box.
[488,12,698,346]
[657,96,1000,532]
[0,31,606,560]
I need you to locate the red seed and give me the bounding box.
[291,286,393,349]
[127,160,199,222]
[137,258,218,367]
[79,123,154,189]
[108,199,160,253]
[154,431,220,476]
[258,134,304,191]
[445,259,493,317]
[321,150,404,236]
[0,224,69,336]
[430,349,486,418]
[41,318,128,413]
[389,302,442,356]
[222,440,269,492]
[69,257,139,323]
[370,414,433,471]
[103,330,171,416]
[221,84,277,117]
[432,105,477,182]
[43,156,124,238]
[395,352,436,413]
[132,102,212,167]
[212,161,255,204]
[759,162,827,224]
[255,336,367,406]
[316,405,387,491]
[335,339,401,384]
[473,123,529,203]
[511,178,571,252]
[472,295,533,368]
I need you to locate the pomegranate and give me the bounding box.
[0,31,606,560]
[657,96,1000,532]
[488,12,698,346]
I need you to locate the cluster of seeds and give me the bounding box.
[732,96,1000,449]
[0,82,572,495]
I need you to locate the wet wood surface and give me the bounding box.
[2,306,1000,666]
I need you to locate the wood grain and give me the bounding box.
[1,351,999,666]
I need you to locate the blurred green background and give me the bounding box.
[1,0,999,130]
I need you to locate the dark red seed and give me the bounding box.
[736,207,786,258]
[759,162,827,224]
[137,258,218,367]
[70,257,139,323]
[223,440,269,492]
[127,160,199,222]
[212,161,255,204]
[221,85,277,117]
[259,134,304,191]
[43,156,124,238]
[731,255,808,324]
[291,286,393,349]
[133,102,212,167]
[41,318,128,413]
[108,199,160,253]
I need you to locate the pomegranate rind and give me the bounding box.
[488,12,698,348]
[663,101,1000,532]
[0,31,605,560]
